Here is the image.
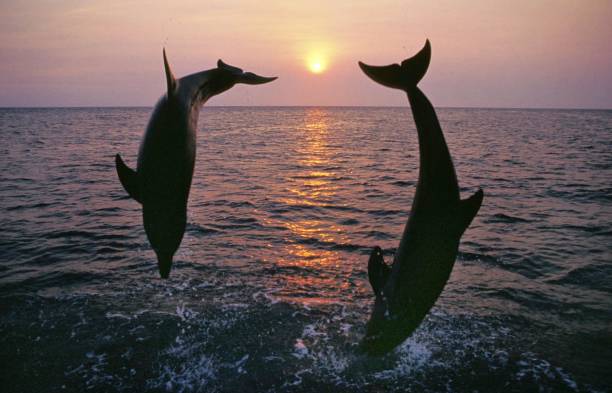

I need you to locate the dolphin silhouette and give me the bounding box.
[358,40,483,354]
[115,50,276,278]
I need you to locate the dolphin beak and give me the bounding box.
[237,72,278,85]
[155,252,172,279]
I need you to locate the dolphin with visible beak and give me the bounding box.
[115,50,276,278]
[358,40,483,354]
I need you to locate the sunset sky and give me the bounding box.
[1,0,611,108]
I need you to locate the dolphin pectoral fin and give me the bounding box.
[115,154,142,204]
[458,188,484,232]
[368,246,390,296]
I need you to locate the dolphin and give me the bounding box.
[115,50,276,278]
[358,40,483,355]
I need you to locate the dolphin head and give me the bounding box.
[143,201,186,279]
[155,251,172,279]
[162,50,277,104]
[360,316,409,356]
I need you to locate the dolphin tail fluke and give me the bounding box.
[237,73,278,85]
[156,252,173,279]
[217,59,278,85]
[217,59,243,74]
[457,188,484,233]
[115,154,142,204]
[358,40,431,91]
[368,246,390,296]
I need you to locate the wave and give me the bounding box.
[293,236,367,253]
[5,202,57,211]
[486,213,532,224]
[547,264,612,294]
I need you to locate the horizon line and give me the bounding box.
[1,104,611,111]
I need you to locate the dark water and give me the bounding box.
[1,107,611,392]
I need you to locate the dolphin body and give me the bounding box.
[115,51,276,278]
[358,40,483,355]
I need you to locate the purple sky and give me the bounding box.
[1,0,611,108]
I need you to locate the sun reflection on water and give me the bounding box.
[274,109,347,275]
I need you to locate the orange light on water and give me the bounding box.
[270,109,348,270]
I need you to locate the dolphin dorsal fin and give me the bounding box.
[458,188,483,233]
[115,154,142,204]
[163,48,177,95]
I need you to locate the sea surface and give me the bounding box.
[1,107,611,392]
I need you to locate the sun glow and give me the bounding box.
[309,61,324,73]
[308,60,325,74]
[302,41,334,75]
[307,56,327,74]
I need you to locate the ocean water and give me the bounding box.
[0,106,611,392]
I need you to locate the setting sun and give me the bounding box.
[302,42,333,76]
[306,55,327,74]
[309,62,324,73]
[307,57,327,74]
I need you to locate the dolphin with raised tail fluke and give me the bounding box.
[358,40,483,354]
[115,50,276,278]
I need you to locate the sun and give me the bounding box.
[309,61,324,73]
[303,44,332,74]
[307,57,326,74]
